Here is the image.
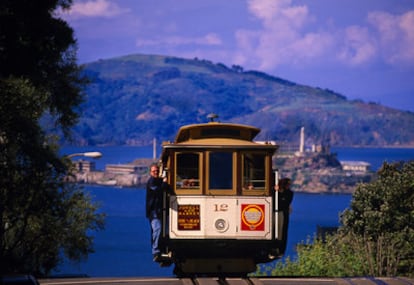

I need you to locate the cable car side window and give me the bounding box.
[242,152,266,193]
[175,152,201,193]
[208,151,233,191]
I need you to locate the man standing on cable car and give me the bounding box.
[146,163,168,261]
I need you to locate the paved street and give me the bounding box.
[39,277,414,285]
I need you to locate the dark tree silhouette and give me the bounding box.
[0,0,104,276]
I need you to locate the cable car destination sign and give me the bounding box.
[177,204,200,230]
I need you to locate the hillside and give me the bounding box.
[68,54,414,146]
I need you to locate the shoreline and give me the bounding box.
[71,153,376,194]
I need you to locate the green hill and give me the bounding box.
[68,54,414,147]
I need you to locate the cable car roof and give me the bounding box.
[161,121,278,164]
[174,122,261,143]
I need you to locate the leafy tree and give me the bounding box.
[341,161,414,276]
[256,160,414,277]
[0,0,104,276]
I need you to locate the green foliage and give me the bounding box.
[341,160,414,276]
[0,0,104,276]
[256,235,369,277]
[0,0,85,134]
[255,160,414,277]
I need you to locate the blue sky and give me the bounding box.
[59,0,414,112]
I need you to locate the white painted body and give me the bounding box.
[169,196,273,240]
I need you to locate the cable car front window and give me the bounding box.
[209,152,233,190]
[176,152,200,190]
[242,152,266,191]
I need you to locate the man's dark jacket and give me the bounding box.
[146,176,167,219]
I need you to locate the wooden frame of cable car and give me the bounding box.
[161,123,278,197]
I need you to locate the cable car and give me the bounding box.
[156,118,286,276]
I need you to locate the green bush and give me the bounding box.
[255,161,414,277]
[256,234,368,277]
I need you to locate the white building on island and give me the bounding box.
[340,161,371,173]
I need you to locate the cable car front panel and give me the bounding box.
[169,196,272,239]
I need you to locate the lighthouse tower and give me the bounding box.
[299,126,305,153]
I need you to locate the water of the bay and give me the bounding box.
[55,146,414,277]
